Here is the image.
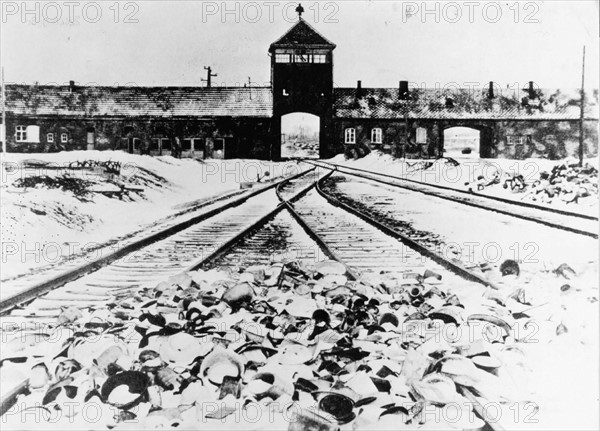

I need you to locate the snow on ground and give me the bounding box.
[328,152,599,216]
[0,151,304,280]
[331,176,599,429]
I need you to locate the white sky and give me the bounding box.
[1,1,598,90]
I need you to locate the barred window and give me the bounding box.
[275,54,290,63]
[313,54,327,63]
[293,53,310,63]
[371,128,382,144]
[345,128,356,144]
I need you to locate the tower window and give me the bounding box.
[293,53,310,63]
[371,128,382,144]
[345,128,356,144]
[275,54,290,63]
[313,54,326,63]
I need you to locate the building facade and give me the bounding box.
[2,17,598,160]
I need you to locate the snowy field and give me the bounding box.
[329,152,599,217]
[329,176,599,430]
[0,151,598,430]
[0,151,304,280]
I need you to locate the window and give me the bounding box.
[507,135,525,146]
[47,133,54,143]
[161,138,171,150]
[345,128,356,144]
[61,133,68,143]
[313,54,327,63]
[213,138,225,157]
[182,138,204,151]
[371,128,382,144]
[27,126,40,143]
[416,127,427,144]
[15,126,40,142]
[87,128,95,144]
[15,126,27,142]
[132,138,141,150]
[293,53,311,63]
[275,54,290,63]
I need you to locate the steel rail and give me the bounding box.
[185,168,327,271]
[0,168,315,316]
[311,160,598,221]
[308,160,598,238]
[0,168,324,417]
[312,174,501,290]
[277,170,361,281]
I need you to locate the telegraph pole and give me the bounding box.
[201,66,218,88]
[578,46,586,167]
[1,67,6,153]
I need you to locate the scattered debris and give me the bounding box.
[522,162,598,205]
[2,258,569,430]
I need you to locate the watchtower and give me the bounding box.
[269,5,336,158]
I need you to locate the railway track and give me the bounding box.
[308,160,598,238]
[2,164,517,430]
[0,168,324,320]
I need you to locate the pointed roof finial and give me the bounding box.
[296,3,304,19]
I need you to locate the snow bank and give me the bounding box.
[329,152,599,216]
[0,151,304,280]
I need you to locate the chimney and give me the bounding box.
[69,80,75,93]
[399,81,409,100]
[487,81,495,99]
[527,81,535,99]
[356,80,363,99]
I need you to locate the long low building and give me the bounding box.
[1,17,598,160]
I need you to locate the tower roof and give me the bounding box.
[269,18,336,52]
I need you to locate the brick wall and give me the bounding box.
[334,117,598,160]
[2,115,273,159]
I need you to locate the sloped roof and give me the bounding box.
[4,85,273,118]
[5,84,598,121]
[333,87,599,120]
[269,18,336,51]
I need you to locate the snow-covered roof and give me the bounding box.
[4,85,273,118]
[4,84,598,121]
[333,87,599,120]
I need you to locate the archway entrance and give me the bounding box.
[443,127,480,157]
[281,113,320,159]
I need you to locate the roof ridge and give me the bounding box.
[270,18,336,48]
[5,84,272,90]
[295,18,336,47]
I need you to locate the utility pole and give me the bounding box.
[1,67,6,153]
[201,66,217,88]
[579,46,586,167]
